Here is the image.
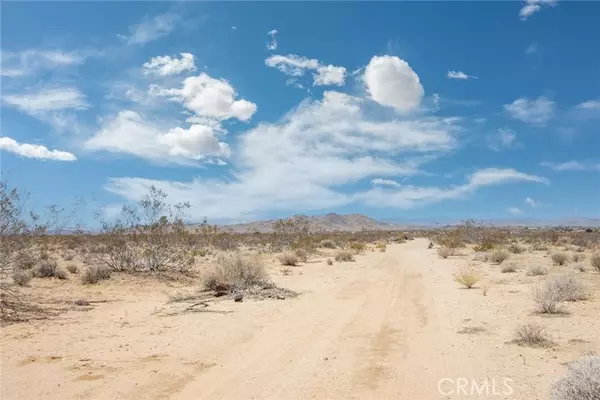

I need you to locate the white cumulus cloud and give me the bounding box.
[143,53,196,76]
[363,55,424,113]
[153,73,257,121]
[85,110,229,165]
[0,137,76,161]
[504,96,555,126]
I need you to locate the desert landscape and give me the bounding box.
[1,185,599,400]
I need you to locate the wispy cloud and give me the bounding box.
[525,197,536,207]
[3,86,88,113]
[371,178,402,188]
[504,96,555,126]
[265,54,347,86]
[119,13,180,45]
[0,49,90,77]
[540,160,590,171]
[508,207,523,215]
[446,70,477,80]
[0,137,76,161]
[266,29,278,51]
[487,128,517,151]
[519,0,558,21]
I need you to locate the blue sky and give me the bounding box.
[1,1,599,225]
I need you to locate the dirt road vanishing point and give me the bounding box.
[3,238,584,399]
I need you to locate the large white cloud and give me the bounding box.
[153,73,257,121]
[100,90,550,222]
[504,96,555,126]
[362,55,424,112]
[265,54,347,86]
[85,110,229,165]
[0,136,76,161]
[143,53,196,76]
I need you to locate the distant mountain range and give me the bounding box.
[216,214,600,233]
[219,213,399,233]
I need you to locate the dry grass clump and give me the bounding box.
[437,246,453,259]
[81,265,112,284]
[54,268,68,280]
[334,250,355,262]
[533,283,564,314]
[319,239,337,249]
[348,241,366,254]
[326,258,333,266]
[279,252,299,266]
[488,249,510,264]
[455,267,480,289]
[551,354,600,400]
[532,242,549,251]
[204,254,271,293]
[66,264,79,274]
[501,263,518,273]
[12,270,32,286]
[508,243,526,254]
[591,254,600,272]
[513,323,552,347]
[572,253,586,263]
[552,252,569,266]
[527,265,549,276]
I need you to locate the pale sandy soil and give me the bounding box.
[1,238,599,399]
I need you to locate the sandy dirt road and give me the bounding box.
[170,240,478,400]
[5,238,589,399]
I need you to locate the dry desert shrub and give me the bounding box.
[66,264,79,274]
[591,254,600,272]
[489,249,510,264]
[326,258,333,266]
[81,265,111,284]
[533,283,564,314]
[513,323,552,347]
[552,252,569,266]
[572,253,586,263]
[533,242,549,251]
[319,239,337,249]
[551,354,600,400]
[62,252,74,261]
[501,263,518,273]
[279,252,299,266]
[508,243,526,254]
[550,274,589,302]
[204,254,270,293]
[527,265,549,276]
[294,248,309,263]
[18,254,36,270]
[455,267,480,289]
[12,270,32,286]
[437,246,453,259]
[33,259,58,278]
[335,250,355,262]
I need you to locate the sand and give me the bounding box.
[2,238,599,399]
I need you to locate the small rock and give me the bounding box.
[74,299,89,306]
[233,294,243,302]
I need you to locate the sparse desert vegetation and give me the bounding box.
[551,354,600,400]
[2,182,599,400]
